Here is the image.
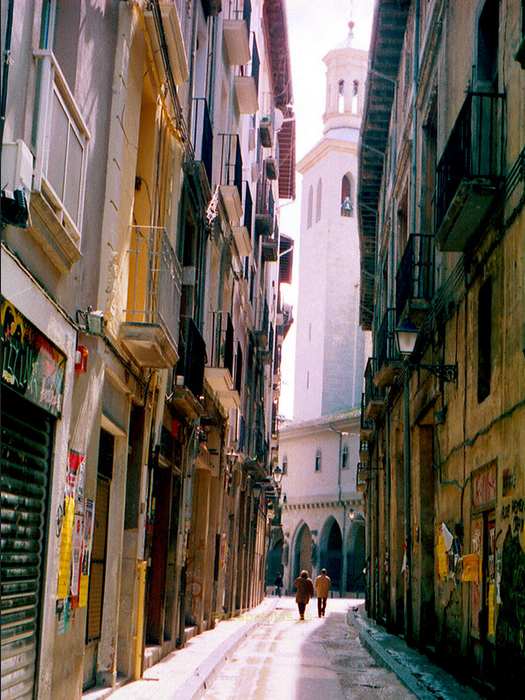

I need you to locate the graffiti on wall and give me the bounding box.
[1,298,66,416]
[496,528,525,692]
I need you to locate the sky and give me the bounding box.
[278,0,375,419]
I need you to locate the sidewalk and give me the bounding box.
[350,606,484,700]
[83,597,279,700]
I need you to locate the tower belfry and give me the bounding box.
[292,23,370,421]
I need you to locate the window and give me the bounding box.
[316,179,322,222]
[338,80,345,113]
[342,444,349,469]
[352,80,359,114]
[341,174,353,216]
[282,455,288,475]
[315,448,322,472]
[477,0,499,90]
[478,277,492,402]
[307,185,313,228]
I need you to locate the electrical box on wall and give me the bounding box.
[1,140,34,228]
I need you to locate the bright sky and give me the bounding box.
[278,0,374,419]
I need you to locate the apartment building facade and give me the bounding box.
[358,0,525,696]
[1,1,295,698]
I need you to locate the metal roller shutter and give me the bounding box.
[1,388,54,700]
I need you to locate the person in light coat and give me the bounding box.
[293,570,314,619]
[314,568,331,617]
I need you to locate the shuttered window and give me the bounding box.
[1,388,54,700]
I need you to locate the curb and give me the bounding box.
[348,607,484,700]
[348,609,435,700]
[169,597,279,700]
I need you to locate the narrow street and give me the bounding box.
[201,598,416,700]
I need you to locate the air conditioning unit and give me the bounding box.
[1,140,33,228]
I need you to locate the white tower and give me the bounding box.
[293,23,370,421]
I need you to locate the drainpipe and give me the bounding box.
[330,423,348,596]
[0,0,14,147]
[405,0,421,647]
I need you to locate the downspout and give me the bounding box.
[0,0,14,147]
[405,0,421,645]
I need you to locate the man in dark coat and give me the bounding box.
[293,570,314,619]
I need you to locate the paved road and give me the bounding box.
[201,597,417,700]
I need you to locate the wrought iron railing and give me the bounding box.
[364,357,384,406]
[360,393,374,433]
[125,227,182,347]
[219,134,243,194]
[191,98,213,185]
[435,91,505,231]
[229,0,251,26]
[175,316,206,399]
[208,311,234,376]
[376,308,398,371]
[396,234,434,322]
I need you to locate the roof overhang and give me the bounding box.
[358,0,410,330]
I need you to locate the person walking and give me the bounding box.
[314,568,331,617]
[274,572,283,597]
[293,570,314,620]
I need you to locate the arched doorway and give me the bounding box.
[294,523,312,579]
[321,520,342,592]
[266,533,284,587]
[347,522,365,595]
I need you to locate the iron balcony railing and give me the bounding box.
[208,311,234,376]
[376,308,398,372]
[243,181,253,236]
[175,316,206,399]
[229,0,251,27]
[364,357,384,406]
[191,98,213,186]
[435,91,505,231]
[219,133,243,194]
[360,393,374,433]
[125,227,182,347]
[255,176,274,236]
[396,234,435,322]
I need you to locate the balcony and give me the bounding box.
[31,50,90,272]
[252,299,269,349]
[374,308,400,388]
[435,91,505,251]
[234,35,259,114]
[360,393,375,442]
[363,358,386,420]
[396,234,434,326]
[121,227,182,368]
[255,176,275,237]
[190,98,213,189]
[219,134,243,222]
[205,312,241,409]
[169,317,206,418]
[261,235,278,262]
[232,182,253,257]
[356,462,369,492]
[265,157,279,180]
[144,1,189,86]
[223,0,251,65]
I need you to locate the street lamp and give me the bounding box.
[348,508,355,521]
[272,464,284,485]
[395,317,458,382]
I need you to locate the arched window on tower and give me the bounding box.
[341,173,353,217]
[352,80,359,114]
[307,185,313,228]
[315,448,322,472]
[338,79,345,113]
[316,179,322,222]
